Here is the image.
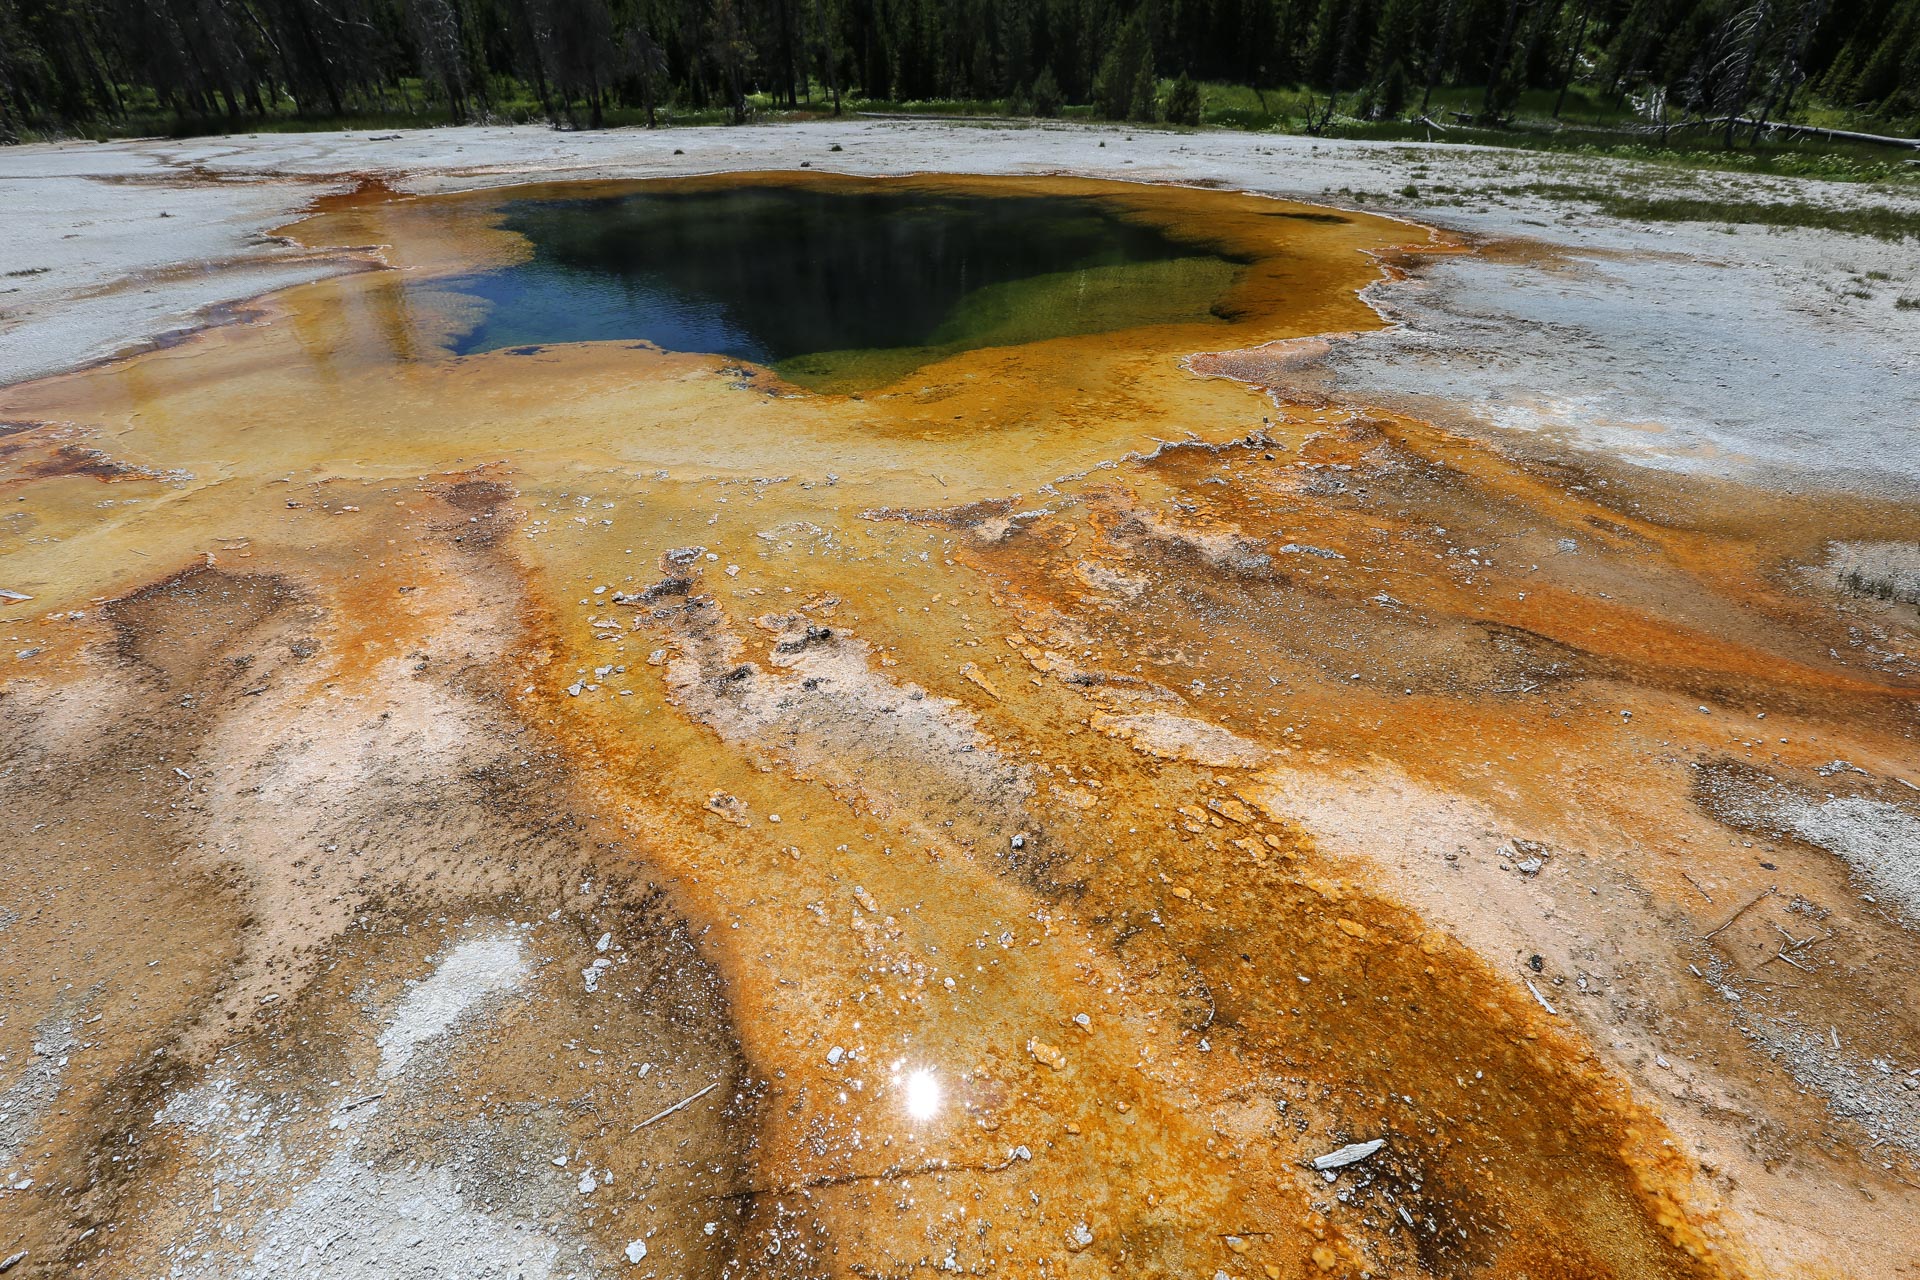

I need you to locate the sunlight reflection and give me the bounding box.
[904,1068,941,1121]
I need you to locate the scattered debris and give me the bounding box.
[1765,923,1831,971]
[582,956,612,992]
[1500,838,1548,874]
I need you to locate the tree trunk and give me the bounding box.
[1553,0,1597,116]
[1481,0,1527,122]
[1748,0,1826,143]
[1717,0,1770,148]
[1419,0,1458,114]
[287,1,346,116]
[778,0,799,105]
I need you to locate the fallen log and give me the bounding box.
[1707,116,1920,150]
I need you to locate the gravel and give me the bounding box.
[1752,792,1920,919]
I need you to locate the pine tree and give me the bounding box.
[1166,69,1201,120]
[1029,62,1063,111]
[0,0,1912,139]
[1093,3,1153,117]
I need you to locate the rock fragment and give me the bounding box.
[1028,1039,1066,1070]
[1309,1137,1384,1171]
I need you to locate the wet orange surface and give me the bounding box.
[2,173,1917,1280]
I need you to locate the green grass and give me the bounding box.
[1195,81,1640,132]
[1181,80,1919,184]
[1507,183,1920,240]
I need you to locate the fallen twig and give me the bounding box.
[1681,872,1713,903]
[1764,924,1828,972]
[1773,924,1829,953]
[712,1146,1034,1202]
[635,1081,719,1130]
[1703,885,1776,941]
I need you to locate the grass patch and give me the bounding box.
[1840,567,1920,609]
[1185,84,1920,184]
[1509,184,1920,240]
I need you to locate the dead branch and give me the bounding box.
[1703,885,1776,941]
[635,1080,719,1129]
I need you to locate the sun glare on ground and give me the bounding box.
[904,1068,941,1121]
